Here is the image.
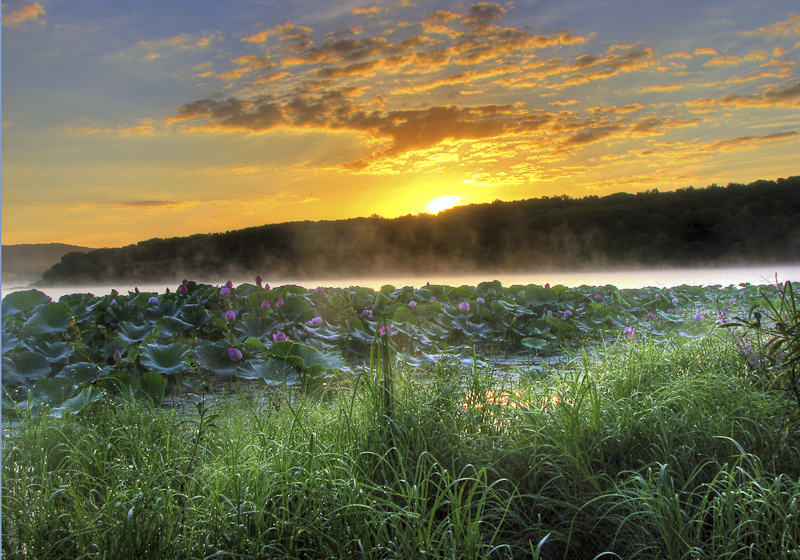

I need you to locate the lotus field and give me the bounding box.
[1,278,758,411]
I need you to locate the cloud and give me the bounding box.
[687,81,800,110]
[745,13,800,37]
[2,2,44,26]
[113,200,188,209]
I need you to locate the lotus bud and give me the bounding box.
[228,348,243,361]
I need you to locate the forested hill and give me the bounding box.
[41,177,800,286]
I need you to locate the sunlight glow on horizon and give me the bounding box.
[426,195,464,215]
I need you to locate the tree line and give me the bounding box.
[41,176,800,285]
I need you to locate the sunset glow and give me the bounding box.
[2,1,799,248]
[426,196,463,214]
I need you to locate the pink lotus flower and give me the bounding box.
[306,316,323,327]
[148,296,159,304]
[275,298,284,308]
[562,310,573,319]
[477,297,485,304]
[113,349,123,362]
[182,279,189,286]
[379,326,392,336]
[694,313,704,322]
[408,301,417,308]
[177,285,188,295]
[228,348,243,361]
[225,280,233,289]
[220,287,231,298]
[261,299,270,310]
[362,309,373,318]
[668,308,674,314]
[458,301,470,311]
[224,309,236,323]
[672,297,679,305]
[595,294,602,300]
[272,332,289,342]
[255,275,263,287]
[430,297,437,303]
[316,286,324,294]
[545,283,550,289]
[623,327,635,339]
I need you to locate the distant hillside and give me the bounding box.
[40,176,800,286]
[2,244,94,286]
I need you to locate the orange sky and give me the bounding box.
[2,1,799,248]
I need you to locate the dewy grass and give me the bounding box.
[4,335,800,559]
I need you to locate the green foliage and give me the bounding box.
[4,336,799,559]
[722,280,800,433]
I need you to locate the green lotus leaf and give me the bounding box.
[520,337,548,351]
[235,359,300,384]
[52,385,103,417]
[3,350,52,385]
[154,316,195,337]
[235,312,283,339]
[57,362,104,385]
[2,329,21,355]
[139,371,168,405]
[34,340,72,363]
[139,341,190,376]
[30,377,76,408]
[22,302,73,336]
[193,339,239,376]
[178,304,214,330]
[117,321,154,344]
[2,289,51,317]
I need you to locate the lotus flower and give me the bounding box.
[224,309,236,323]
[275,298,284,308]
[595,294,602,300]
[182,279,189,286]
[316,286,324,294]
[220,287,231,298]
[113,349,123,362]
[623,327,635,339]
[477,297,485,304]
[148,296,159,304]
[362,309,373,318]
[261,299,270,310]
[177,285,188,294]
[694,313,704,322]
[562,310,573,319]
[272,332,289,342]
[458,301,470,311]
[306,316,324,327]
[672,297,679,305]
[667,308,674,314]
[379,326,392,336]
[255,275,263,287]
[430,297,437,303]
[409,301,417,308]
[225,280,233,289]
[228,348,243,361]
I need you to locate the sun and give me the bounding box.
[425,195,462,214]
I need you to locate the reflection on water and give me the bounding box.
[3,264,800,301]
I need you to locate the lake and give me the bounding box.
[3,264,800,301]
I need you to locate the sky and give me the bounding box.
[2,1,799,248]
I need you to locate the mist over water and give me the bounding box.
[4,265,800,301]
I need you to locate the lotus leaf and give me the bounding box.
[22,302,73,336]
[139,341,191,376]
[1,289,51,317]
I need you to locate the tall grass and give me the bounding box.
[3,334,800,559]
